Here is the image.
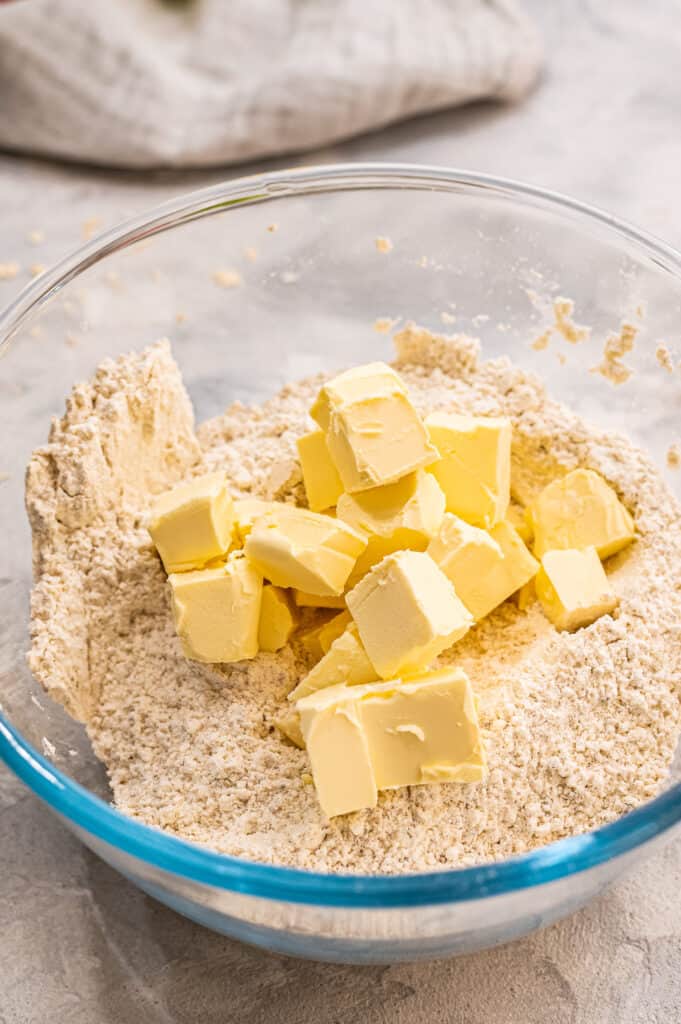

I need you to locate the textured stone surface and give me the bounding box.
[2,2,681,1020]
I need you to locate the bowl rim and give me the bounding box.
[2,161,681,908]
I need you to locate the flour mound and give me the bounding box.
[26,330,681,873]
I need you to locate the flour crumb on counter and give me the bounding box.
[0,262,20,280]
[656,343,674,373]
[213,269,243,289]
[81,217,102,241]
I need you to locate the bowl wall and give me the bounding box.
[2,166,681,962]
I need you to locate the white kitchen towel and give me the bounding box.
[0,0,542,169]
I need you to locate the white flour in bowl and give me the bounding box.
[26,327,681,873]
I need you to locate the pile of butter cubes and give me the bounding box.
[148,361,635,817]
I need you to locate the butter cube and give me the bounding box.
[514,579,536,611]
[245,506,366,596]
[297,617,332,661]
[528,468,635,560]
[297,430,344,512]
[359,668,486,790]
[149,471,234,573]
[426,413,511,528]
[169,552,262,663]
[289,622,377,701]
[258,584,298,653]
[233,497,277,543]
[337,470,446,584]
[296,667,485,817]
[311,362,437,493]
[274,710,305,749]
[294,590,346,609]
[298,689,378,818]
[536,547,618,631]
[319,610,353,653]
[507,501,533,545]
[346,550,473,679]
[428,516,539,620]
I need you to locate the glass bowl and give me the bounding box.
[2,164,681,965]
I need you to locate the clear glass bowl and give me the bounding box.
[2,164,681,964]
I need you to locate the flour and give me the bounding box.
[26,327,681,873]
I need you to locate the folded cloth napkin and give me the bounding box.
[0,0,541,169]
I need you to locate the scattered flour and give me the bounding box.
[656,343,674,373]
[26,327,681,873]
[591,321,638,386]
[212,269,243,289]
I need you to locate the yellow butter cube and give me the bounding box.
[337,470,446,584]
[245,506,366,596]
[359,668,486,790]
[296,667,485,817]
[428,515,539,621]
[514,579,536,610]
[297,430,344,512]
[258,584,298,652]
[149,471,234,573]
[233,497,277,543]
[528,468,635,560]
[298,685,378,818]
[536,547,619,631]
[294,590,346,609]
[346,550,472,679]
[319,610,353,653]
[507,501,533,545]
[311,362,437,493]
[289,623,377,702]
[426,412,511,528]
[273,710,305,749]
[169,552,262,663]
[297,617,333,661]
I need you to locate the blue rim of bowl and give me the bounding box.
[2,162,681,908]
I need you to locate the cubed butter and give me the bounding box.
[289,623,377,702]
[169,552,262,663]
[337,470,446,584]
[297,617,333,661]
[514,579,536,611]
[273,710,305,749]
[245,506,366,596]
[426,412,511,528]
[296,667,485,817]
[149,471,234,573]
[507,501,533,545]
[233,497,277,543]
[294,590,346,609]
[319,610,353,653]
[428,515,539,621]
[297,430,344,512]
[311,362,437,493]
[528,468,635,560]
[258,584,298,652]
[298,686,378,817]
[536,547,619,631]
[346,550,473,679]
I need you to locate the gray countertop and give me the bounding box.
[2,3,681,1021]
